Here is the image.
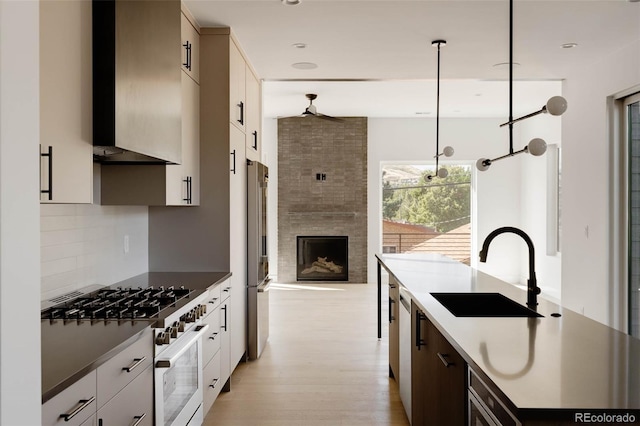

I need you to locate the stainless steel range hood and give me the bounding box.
[93,0,181,164]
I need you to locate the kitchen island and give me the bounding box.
[377,253,640,424]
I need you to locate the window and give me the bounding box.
[382,164,472,264]
[626,93,640,338]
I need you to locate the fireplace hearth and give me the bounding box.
[297,236,348,281]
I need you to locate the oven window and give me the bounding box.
[162,343,199,426]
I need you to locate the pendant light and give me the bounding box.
[426,40,454,181]
[476,0,567,172]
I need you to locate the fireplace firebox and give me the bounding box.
[297,236,348,281]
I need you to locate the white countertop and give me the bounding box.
[377,253,640,417]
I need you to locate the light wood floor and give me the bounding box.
[203,282,409,426]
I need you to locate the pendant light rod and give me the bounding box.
[426,40,454,181]
[476,0,567,172]
[435,39,443,172]
[509,0,514,155]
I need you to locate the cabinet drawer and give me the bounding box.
[203,306,221,365]
[42,371,97,426]
[203,350,222,416]
[97,365,153,426]
[469,368,519,426]
[221,281,232,302]
[96,329,153,408]
[206,285,222,311]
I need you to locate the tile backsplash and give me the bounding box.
[41,204,148,301]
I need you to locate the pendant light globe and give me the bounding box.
[527,138,547,156]
[476,158,491,172]
[442,146,455,157]
[437,167,449,178]
[545,96,568,116]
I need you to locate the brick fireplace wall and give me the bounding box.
[278,117,367,283]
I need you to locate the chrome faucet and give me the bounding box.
[479,226,541,310]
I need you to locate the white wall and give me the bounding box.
[561,37,640,328]
[367,117,558,288]
[519,117,563,301]
[0,1,41,424]
[40,202,149,301]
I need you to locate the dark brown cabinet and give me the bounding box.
[389,277,400,379]
[411,300,466,425]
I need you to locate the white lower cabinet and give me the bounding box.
[220,288,232,392]
[96,365,153,426]
[43,330,153,426]
[203,350,222,414]
[42,371,97,426]
[80,414,96,426]
[201,280,232,417]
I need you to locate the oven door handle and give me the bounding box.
[155,324,209,369]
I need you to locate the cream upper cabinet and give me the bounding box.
[40,0,93,204]
[166,71,200,206]
[229,40,246,132]
[245,67,261,162]
[181,12,200,84]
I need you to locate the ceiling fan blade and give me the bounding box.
[315,113,343,122]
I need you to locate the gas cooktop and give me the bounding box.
[41,286,194,321]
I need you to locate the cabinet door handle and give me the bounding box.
[208,297,218,304]
[221,305,227,331]
[415,310,426,350]
[237,101,244,125]
[388,297,396,323]
[182,176,192,204]
[122,356,146,373]
[252,130,258,150]
[209,378,219,388]
[182,41,192,71]
[437,352,454,368]
[209,332,218,340]
[40,145,53,201]
[59,396,95,421]
[130,413,147,426]
[230,149,236,174]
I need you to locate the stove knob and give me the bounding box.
[185,312,195,323]
[178,321,185,332]
[170,325,179,338]
[199,304,207,316]
[155,332,170,345]
[194,307,201,320]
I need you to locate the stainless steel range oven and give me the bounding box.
[153,291,210,426]
[41,285,211,426]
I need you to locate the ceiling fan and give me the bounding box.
[287,93,342,122]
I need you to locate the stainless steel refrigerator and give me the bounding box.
[247,160,269,360]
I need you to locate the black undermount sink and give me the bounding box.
[430,292,543,318]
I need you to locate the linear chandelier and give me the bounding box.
[476,0,567,172]
[426,40,454,181]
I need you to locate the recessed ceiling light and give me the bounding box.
[561,42,578,49]
[292,62,317,70]
[292,43,307,49]
[415,112,431,115]
[282,0,301,5]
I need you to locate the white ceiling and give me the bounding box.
[184,0,640,118]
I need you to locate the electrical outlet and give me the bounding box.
[124,235,130,254]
